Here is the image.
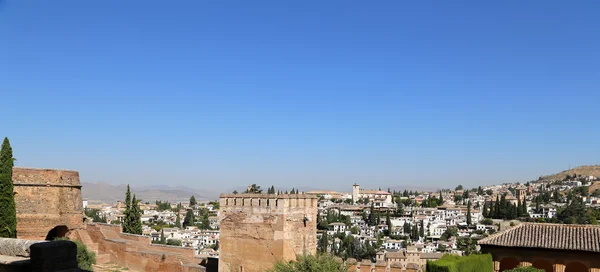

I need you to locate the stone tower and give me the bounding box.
[12,167,84,240]
[352,183,360,203]
[516,186,526,202]
[218,194,318,272]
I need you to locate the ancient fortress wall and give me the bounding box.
[84,223,205,272]
[218,194,318,272]
[12,167,84,240]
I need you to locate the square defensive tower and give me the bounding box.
[218,194,318,272]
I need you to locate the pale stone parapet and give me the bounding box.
[219,194,318,209]
[0,238,46,257]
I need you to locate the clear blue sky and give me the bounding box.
[1,1,599,192]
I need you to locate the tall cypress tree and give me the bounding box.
[386,212,392,233]
[0,138,16,238]
[494,195,501,219]
[160,229,166,244]
[482,201,488,218]
[122,185,132,233]
[183,209,194,228]
[368,203,376,226]
[175,213,181,229]
[318,231,328,253]
[500,194,508,219]
[130,194,143,235]
[466,200,472,225]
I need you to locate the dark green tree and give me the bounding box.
[189,195,197,207]
[175,213,182,228]
[245,184,262,194]
[0,137,16,238]
[318,231,329,253]
[521,199,528,216]
[466,200,472,225]
[160,229,166,244]
[122,185,132,233]
[553,189,560,203]
[368,203,376,226]
[183,209,195,228]
[403,222,411,236]
[482,201,488,218]
[130,194,143,235]
[386,212,392,233]
[494,195,501,218]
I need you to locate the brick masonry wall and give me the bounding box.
[84,223,203,272]
[12,167,84,240]
[218,194,318,272]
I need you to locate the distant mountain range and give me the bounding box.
[81,182,219,204]
[81,166,600,204]
[81,182,443,204]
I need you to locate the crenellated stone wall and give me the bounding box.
[12,167,84,240]
[218,194,318,272]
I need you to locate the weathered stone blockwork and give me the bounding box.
[218,194,318,272]
[12,167,84,240]
[0,238,78,272]
[84,223,205,272]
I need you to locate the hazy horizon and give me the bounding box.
[2,1,599,190]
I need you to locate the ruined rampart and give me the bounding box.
[12,167,84,240]
[218,194,318,272]
[85,223,205,272]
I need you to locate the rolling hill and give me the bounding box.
[537,165,600,182]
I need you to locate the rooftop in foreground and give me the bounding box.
[478,223,600,253]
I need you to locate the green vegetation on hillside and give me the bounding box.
[84,208,107,223]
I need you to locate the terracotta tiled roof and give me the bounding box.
[478,223,600,253]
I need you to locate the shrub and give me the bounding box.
[166,239,182,246]
[56,238,96,271]
[73,239,97,271]
[481,218,494,225]
[426,254,493,272]
[267,254,347,272]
